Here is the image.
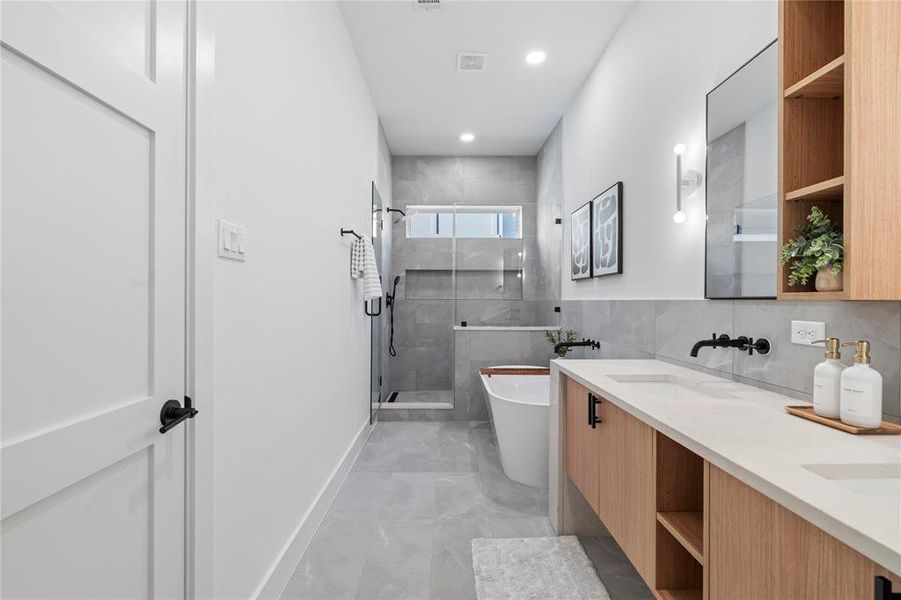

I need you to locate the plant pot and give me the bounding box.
[815,267,843,292]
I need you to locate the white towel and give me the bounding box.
[360,235,383,300]
[350,237,365,279]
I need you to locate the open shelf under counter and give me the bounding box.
[657,512,703,565]
[656,589,701,600]
[778,290,848,301]
[785,175,844,202]
[784,55,845,99]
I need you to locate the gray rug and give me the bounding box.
[471,536,611,600]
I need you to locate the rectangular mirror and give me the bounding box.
[706,40,778,299]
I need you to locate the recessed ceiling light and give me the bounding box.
[460,132,475,143]
[525,50,546,65]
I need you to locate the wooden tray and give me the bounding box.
[480,367,550,377]
[785,405,901,435]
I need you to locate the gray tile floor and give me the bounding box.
[282,421,651,600]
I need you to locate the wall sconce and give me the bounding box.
[673,143,703,224]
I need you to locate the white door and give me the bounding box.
[1,1,188,598]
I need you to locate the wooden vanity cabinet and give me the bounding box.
[707,466,901,600]
[565,378,599,512]
[564,379,655,583]
[595,396,655,582]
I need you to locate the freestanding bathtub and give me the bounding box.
[480,366,549,488]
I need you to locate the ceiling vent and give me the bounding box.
[457,53,487,72]
[412,0,441,12]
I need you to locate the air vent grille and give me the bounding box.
[457,53,487,71]
[412,0,441,12]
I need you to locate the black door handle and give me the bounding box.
[588,393,602,429]
[159,396,198,434]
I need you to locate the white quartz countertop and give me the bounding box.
[551,359,901,575]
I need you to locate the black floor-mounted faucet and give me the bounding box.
[690,333,770,357]
[555,338,600,355]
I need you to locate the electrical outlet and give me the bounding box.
[791,320,826,347]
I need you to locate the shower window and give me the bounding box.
[405,205,522,239]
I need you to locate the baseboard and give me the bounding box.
[252,418,373,600]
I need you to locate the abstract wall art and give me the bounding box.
[571,201,592,280]
[591,182,623,277]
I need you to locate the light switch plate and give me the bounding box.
[791,320,826,347]
[218,219,246,261]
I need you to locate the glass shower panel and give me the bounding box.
[453,204,560,327]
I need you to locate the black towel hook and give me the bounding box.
[340,228,362,240]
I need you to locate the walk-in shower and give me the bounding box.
[379,156,562,420]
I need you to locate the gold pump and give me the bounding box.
[841,340,871,364]
[812,337,841,360]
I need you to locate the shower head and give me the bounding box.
[387,275,401,308]
[386,207,406,223]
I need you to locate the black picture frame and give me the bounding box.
[591,181,624,277]
[570,200,592,281]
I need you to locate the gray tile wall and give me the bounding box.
[560,299,901,420]
[387,156,561,400]
[706,124,744,298]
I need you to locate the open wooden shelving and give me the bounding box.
[778,0,846,299]
[656,590,702,600]
[784,175,843,202]
[778,0,901,300]
[784,55,844,99]
[657,512,703,565]
[778,290,847,301]
[654,433,706,600]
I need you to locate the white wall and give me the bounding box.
[561,0,777,300]
[200,2,382,597]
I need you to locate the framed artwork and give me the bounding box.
[570,201,592,280]
[591,182,623,277]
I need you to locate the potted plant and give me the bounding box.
[546,329,579,358]
[780,206,844,292]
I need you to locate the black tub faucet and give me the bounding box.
[554,338,600,355]
[690,333,770,357]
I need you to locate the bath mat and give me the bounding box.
[471,536,611,600]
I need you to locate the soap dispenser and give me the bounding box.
[812,338,845,418]
[839,340,883,428]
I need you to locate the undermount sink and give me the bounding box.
[802,463,901,499]
[802,463,901,480]
[607,374,740,400]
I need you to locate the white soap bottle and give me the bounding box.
[839,340,883,428]
[812,338,845,418]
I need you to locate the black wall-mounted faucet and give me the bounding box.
[690,333,770,357]
[555,338,600,355]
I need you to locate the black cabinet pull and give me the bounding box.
[159,396,198,434]
[876,576,901,600]
[588,393,602,429]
